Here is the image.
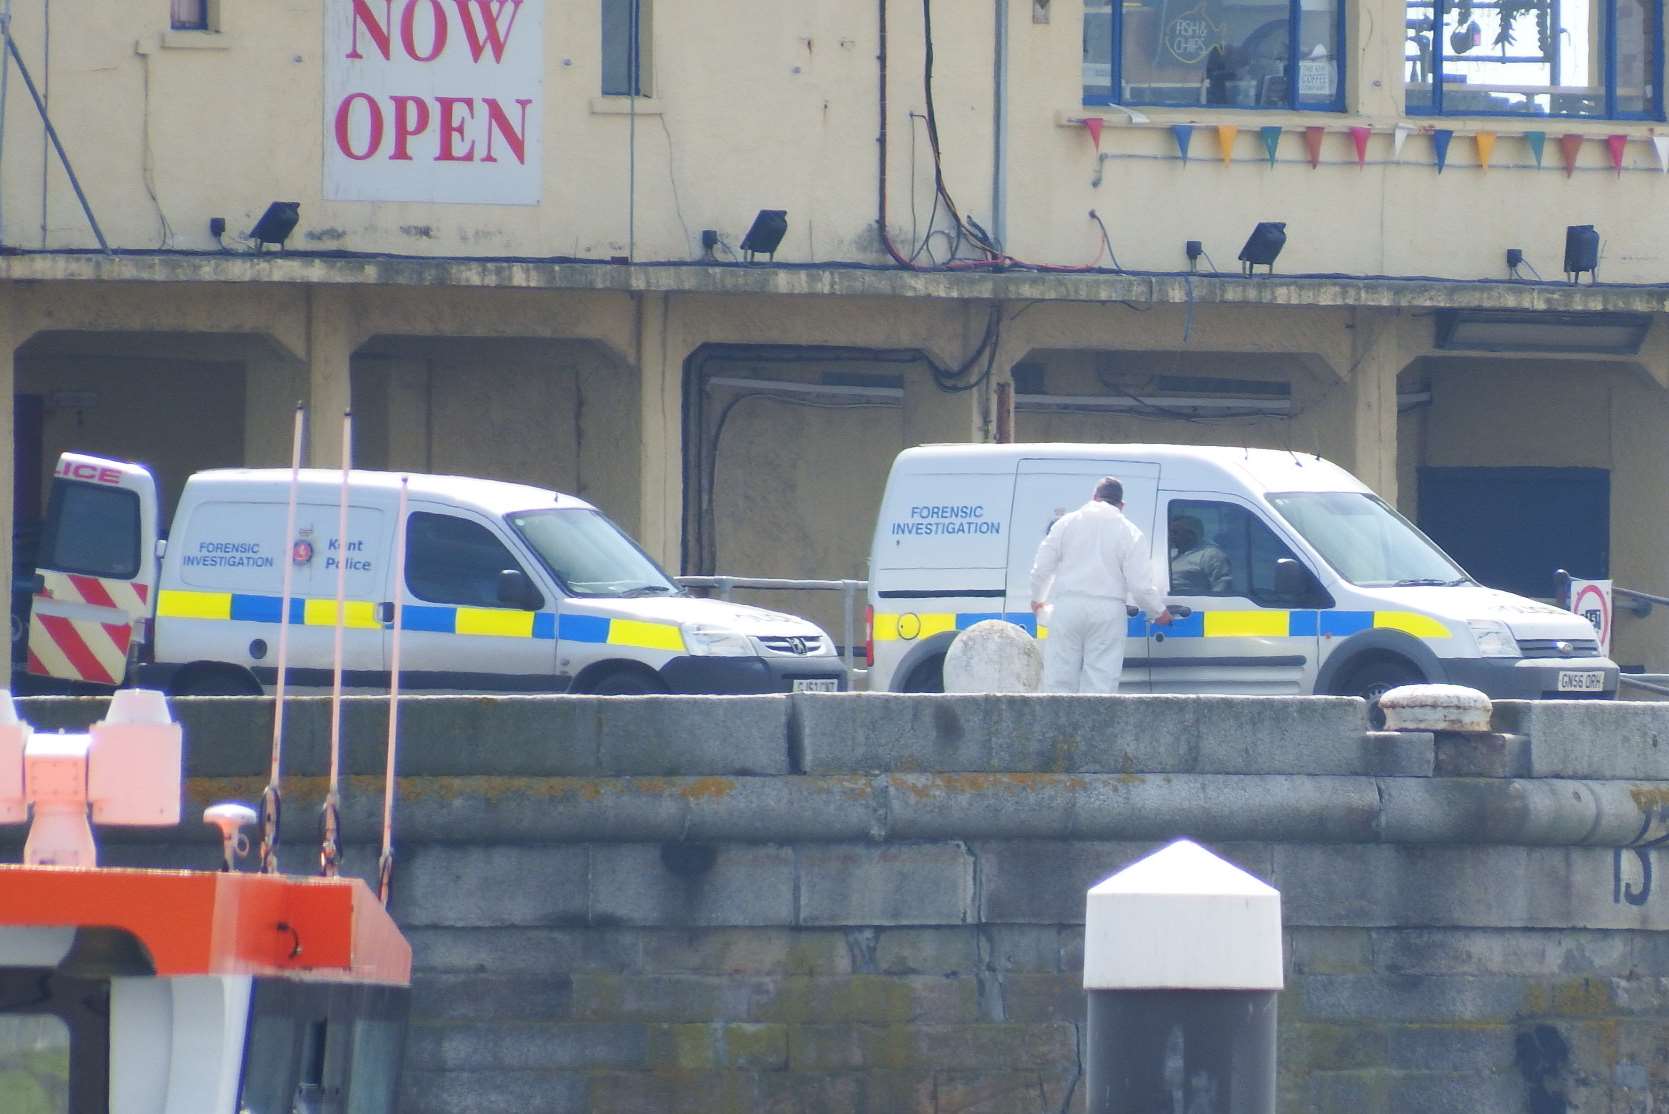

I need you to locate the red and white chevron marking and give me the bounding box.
[39,572,151,620]
[26,611,133,685]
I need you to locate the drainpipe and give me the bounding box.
[991,0,1009,251]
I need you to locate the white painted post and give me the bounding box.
[1084,839,1283,1114]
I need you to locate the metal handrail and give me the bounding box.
[676,576,868,675]
[1619,674,1669,697]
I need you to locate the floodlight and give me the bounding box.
[250,202,301,251]
[739,209,788,261]
[1564,225,1599,284]
[1238,222,1286,275]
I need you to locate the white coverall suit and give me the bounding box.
[1029,499,1169,694]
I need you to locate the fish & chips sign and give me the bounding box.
[325,0,543,204]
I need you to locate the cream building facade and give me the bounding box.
[1,0,1667,673]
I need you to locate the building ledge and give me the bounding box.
[1,249,1666,313]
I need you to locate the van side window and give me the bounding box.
[1167,500,1301,605]
[39,481,141,579]
[404,513,540,610]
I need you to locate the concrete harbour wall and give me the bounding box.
[10,693,1669,1114]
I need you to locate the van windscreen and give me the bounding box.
[508,509,680,598]
[1267,491,1470,588]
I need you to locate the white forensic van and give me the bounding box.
[24,453,847,696]
[867,443,1618,702]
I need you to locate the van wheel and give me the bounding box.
[902,656,945,694]
[172,669,262,697]
[1342,660,1422,728]
[589,670,668,696]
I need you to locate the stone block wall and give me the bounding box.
[11,692,1669,1113]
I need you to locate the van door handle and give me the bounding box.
[376,602,394,625]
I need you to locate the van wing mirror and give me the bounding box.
[497,569,542,611]
[1273,558,1309,601]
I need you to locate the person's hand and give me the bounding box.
[1152,609,1174,627]
[1031,601,1045,616]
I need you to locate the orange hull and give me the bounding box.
[0,864,410,984]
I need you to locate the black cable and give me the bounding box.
[1088,211,1124,271]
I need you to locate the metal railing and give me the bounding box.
[676,576,868,675]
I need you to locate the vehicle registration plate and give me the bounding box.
[792,678,840,693]
[1557,670,1605,693]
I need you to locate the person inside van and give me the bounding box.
[1168,514,1233,594]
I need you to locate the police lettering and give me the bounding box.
[55,460,122,485]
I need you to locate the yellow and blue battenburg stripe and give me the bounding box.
[156,590,684,650]
[871,609,1452,641]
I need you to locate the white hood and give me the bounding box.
[573,594,830,637]
[1372,584,1597,641]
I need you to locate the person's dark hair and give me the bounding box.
[1093,476,1123,505]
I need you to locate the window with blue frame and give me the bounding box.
[1406,0,1660,116]
[1084,0,1346,110]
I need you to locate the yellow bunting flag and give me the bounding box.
[1216,124,1239,166]
[1475,131,1496,171]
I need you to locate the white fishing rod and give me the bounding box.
[259,403,305,874]
[378,477,408,907]
[322,409,352,878]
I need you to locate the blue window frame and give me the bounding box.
[1084,0,1346,110]
[1406,0,1661,117]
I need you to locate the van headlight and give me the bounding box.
[681,624,755,657]
[1468,620,1521,658]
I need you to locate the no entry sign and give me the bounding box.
[1569,578,1612,656]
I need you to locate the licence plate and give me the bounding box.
[792,678,840,693]
[1557,670,1606,693]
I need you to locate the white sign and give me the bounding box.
[324,0,543,205]
[1569,578,1613,656]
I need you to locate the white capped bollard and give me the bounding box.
[942,619,1043,694]
[1084,839,1282,1114]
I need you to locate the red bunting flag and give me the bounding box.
[1607,134,1628,174]
[1304,126,1325,168]
[1082,117,1104,151]
[1560,133,1584,177]
[1349,126,1371,167]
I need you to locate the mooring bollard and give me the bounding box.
[1084,839,1283,1114]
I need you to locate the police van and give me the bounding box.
[867,443,1618,702]
[24,453,847,696]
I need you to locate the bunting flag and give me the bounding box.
[1653,135,1669,172]
[1172,123,1194,162]
[1392,124,1412,160]
[1606,134,1628,174]
[1216,124,1238,166]
[1304,125,1325,168]
[1560,133,1584,177]
[1349,126,1371,167]
[1474,131,1495,172]
[1525,130,1547,167]
[1432,129,1454,173]
[1261,125,1282,167]
[1081,116,1104,151]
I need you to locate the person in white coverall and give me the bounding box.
[1029,476,1172,694]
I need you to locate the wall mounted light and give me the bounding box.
[1435,309,1648,354]
[739,209,788,262]
[250,202,301,251]
[1505,247,1524,279]
[1238,222,1286,275]
[1564,225,1599,284]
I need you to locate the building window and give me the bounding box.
[602,0,650,96]
[1406,0,1659,116]
[171,0,208,30]
[1084,0,1345,110]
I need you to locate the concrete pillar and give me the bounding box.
[635,293,683,569]
[902,304,1004,447]
[1084,839,1282,1114]
[1311,308,1404,502]
[243,348,309,468]
[306,289,357,468]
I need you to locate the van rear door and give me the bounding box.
[1007,459,1161,692]
[26,454,159,686]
